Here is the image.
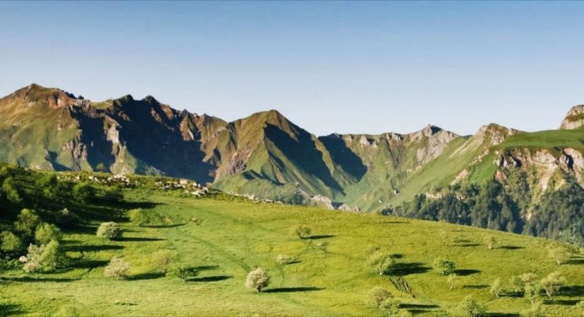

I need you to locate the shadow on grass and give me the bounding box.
[140,223,186,229]
[117,237,165,242]
[455,243,480,247]
[462,285,488,289]
[485,313,520,317]
[70,260,109,269]
[500,291,523,298]
[499,245,524,250]
[544,299,582,306]
[0,304,22,316]
[64,245,124,252]
[130,272,165,281]
[400,303,440,313]
[391,263,430,276]
[192,275,232,282]
[561,285,584,296]
[264,287,324,293]
[566,257,584,265]
[66,225,98,235]
[194,265,219,271]
[307,235,335,240]
[454,269,481,276]
[1,276,78,283]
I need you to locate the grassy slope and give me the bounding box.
[496,130,584,150]
[2,190,583,316]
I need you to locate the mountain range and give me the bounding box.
[1,83,583,213]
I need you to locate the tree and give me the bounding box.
[169,265,198,282]
[433,258,455,276]
[540,271,566,298]
[368,250,396,275]
[548,245,570,265]
[55,208,80,229]
[35,222,61,244]
[520,273,540,304]
[14,209,41,239]
[510,275,524,294]
[96,222,122,240]
[23,240,65,273]
[104,257,130,280]
[245,267,270,292]
[522,300,545,317]
[72,182,95,204]
[367,287,391,307]
[447,273,458,290]
[151,250,175,274]
[458,295,486,317]
[0,231,23,253]
[294,225,311,239]
[484,234,497,250]
[489,277,503,298]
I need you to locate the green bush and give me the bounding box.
[169,265,198,282]
[14,209,41,239]
[245,267,270,292]
[96,222,122,240]
[23,240,65,273]
[104,257,130,280]
[433,258,455,276]
[0,231,23,253]
[368,250,396,275]
[367,287,391,308]
[35,222,62,244]
[294,225,311,239]
[55,208,81,229]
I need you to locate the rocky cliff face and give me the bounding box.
[560,105,584,130]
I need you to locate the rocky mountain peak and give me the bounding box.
[560,105,584,130]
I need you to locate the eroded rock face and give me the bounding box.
[560,105,584,130]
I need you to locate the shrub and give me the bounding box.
[170,265,198,282]
[245,267,270,292]
[433,258,455,276]
[484,235,497,250]
[294,225,311,239]
[55,208,80,229]
[129,209,147,226]
[23,240,64,273]
[368,250,396,275]
[367,287,391,308]
[151,250,175,274]
[96,222,122,240]
[14,209,41,239]
[547,245,570,265]
[489,277,503,298]
[540,271,566,298]
[522,300,545,317]
[275,254,296,266]
[458,295,486,317]
[447,273,458,290]
[104,257,130,280]
[35,222,62,244]
[0,231,23,253]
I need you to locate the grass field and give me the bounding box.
[1,189,583,316]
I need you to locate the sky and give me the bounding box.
[1,2,583,136]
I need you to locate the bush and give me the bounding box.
[14,209,41,239]
[367,287,391,308]
[433,258,455,276]
[245,267,270,292]
[169,265,198,282]
[129,209,147,226]
[151,250,175,274]
[104,257,130,280]
[23,240,64,273]
[484,235,497,250]
[96,222,122,240]
[275,254,296,266]
[458,295,486,317]
[55,208,80,229]
[35,222,61,244]
[294,225,311,239]
[489,277,503,298]
[540,271,566,298]
[368,250,396,275]
[0,231,23,253]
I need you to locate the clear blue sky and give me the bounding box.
[1,2,583,136]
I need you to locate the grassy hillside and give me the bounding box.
[1,182,583,316]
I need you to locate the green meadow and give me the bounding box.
[2,187,583,316]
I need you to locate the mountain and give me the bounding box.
[1,84,583,240]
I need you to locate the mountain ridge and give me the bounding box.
[1,83,583,213]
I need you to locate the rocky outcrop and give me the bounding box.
[560,105,584,130]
